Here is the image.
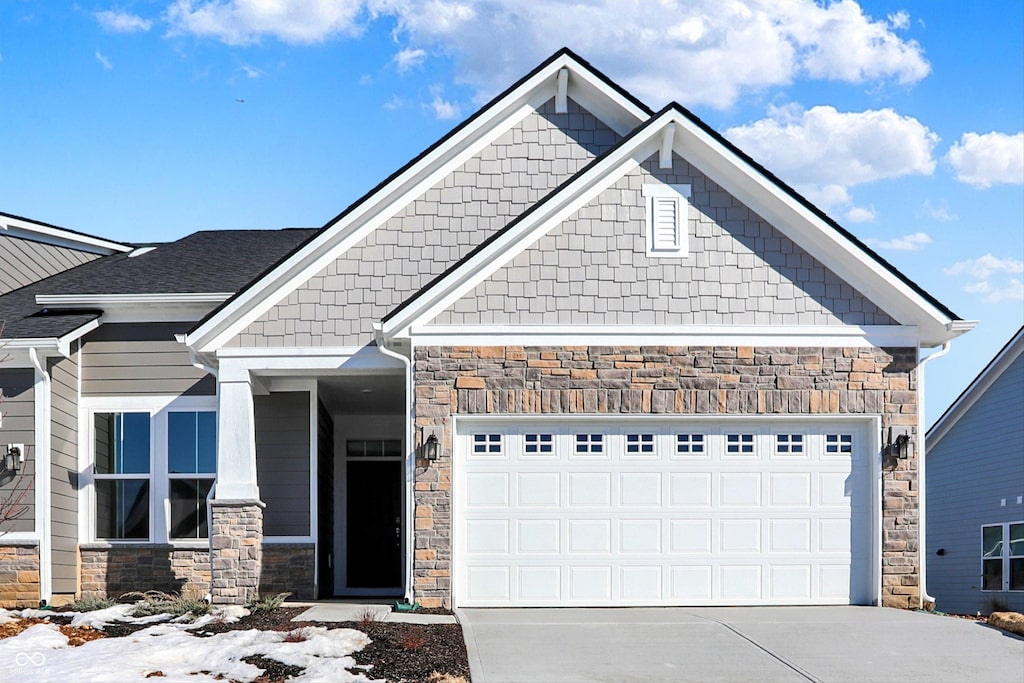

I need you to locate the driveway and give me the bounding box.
[456,607,1024,683]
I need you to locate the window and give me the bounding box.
[168,412,216,539]
[776,434,804,455]
[676,433,705,454]
[726,433,755,454]
[982,522,1024,591]
[825,433,853,454]
[625,433,654,454]
[642,184,691,257]
[575,433,604,454]
[472,433,502,455]
[89,399,217,543]
[347,439,402,458]
[94,413,150,540]
[524,433,553,454]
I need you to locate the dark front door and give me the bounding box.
[346,460,402,588]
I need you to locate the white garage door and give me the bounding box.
[453,419,876,607]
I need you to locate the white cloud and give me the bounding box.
[921,200,958,222]
[865,231,932,251]
[944,254,1024,304]
[427,95,461,120]
[96,9,153,33]
[393,47,426,73]
[845,206,875,223]
[164,0,365,45]
[945,131,1024,188]
[240,64,263,78]
[95,50,113,70]
[164,1,929,109]
[383,94,403,110]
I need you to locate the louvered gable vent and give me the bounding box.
[642,183,691,257]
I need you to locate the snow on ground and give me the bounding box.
[0,620,378,682]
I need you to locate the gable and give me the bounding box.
[0,233,102,295]
[229,98,621,348]
[429,153,896,328]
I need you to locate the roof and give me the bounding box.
[926,325,1024,449]
[0,229,316,340]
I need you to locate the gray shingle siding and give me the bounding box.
[49,346,80,593]
[0,368,35,533]
[230,98,621,348]
[926,351,1024,615]
[256,392,311,537]
[433,155,896,327]
[81,323,214,396]
[0,235,99,296]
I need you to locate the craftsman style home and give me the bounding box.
[0,50,973,610]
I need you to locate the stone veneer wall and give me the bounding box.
[210,501,263,604]
[260,544,316,599]
[80,545,210,598]
[413,345,920,609]
[0,543,40,608]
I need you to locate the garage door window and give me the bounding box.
[676,433,705,454]
[825,434,853,454]
[524,433,553,454]
[473,434,502,455]
[983,522,1024,591]
[776,434,804,455]
[726,433,754,454]
[575,433,604,454]
[625,433,655,454]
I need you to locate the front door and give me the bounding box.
[346,459,402,588]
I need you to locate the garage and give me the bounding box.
[453,418,878,607]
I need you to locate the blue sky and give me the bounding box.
[2,0,1022,425]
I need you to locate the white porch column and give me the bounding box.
[214,361,260,501]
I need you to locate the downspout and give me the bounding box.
[374,325,415,606]
[28,348,51,605]
[918,340,952,608]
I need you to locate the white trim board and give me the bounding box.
[185,52,649,355]
[408,325,919,349]
[382,107,969,347]
[0,213,130,255]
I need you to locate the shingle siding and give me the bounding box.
[256,392,311,537]
[230,98,621,348]
[0,235,98,295]
[81,323,214,396]
[0,368,35,533]
[433,155,895,327]
[926,351,1024,615]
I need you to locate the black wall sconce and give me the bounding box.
[421,427,442,462]
[3,444,23,473]
[887,427,912,460]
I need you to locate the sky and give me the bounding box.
[1,0,1022,426]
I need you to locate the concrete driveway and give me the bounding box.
[456,607,1024,683]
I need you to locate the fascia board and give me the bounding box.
[0,215,130,254]
[185,53,650,355]
[670,114,957,344]
[36,293,232,306]
[926,328,1024,449]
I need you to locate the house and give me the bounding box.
[0,49,973,610]
[926,326,1024,615]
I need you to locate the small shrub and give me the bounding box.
[62,596,116,613]
[357,607,381,629]
[283,629,307,643]
[247,592,291,613]
[398,625,429,651]
[122,590,210,621]
[986,595,1010,615]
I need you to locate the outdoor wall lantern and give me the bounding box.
[3,444,23,473]
[893,433,911,459]
[423,433,440,461]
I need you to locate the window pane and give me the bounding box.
[95,479,149,539]
[1010,523,1024,556]
[169,478,214,539]
[983,559,1003,590]
[168,412,217,474]
[95,413,150,474]
[983,526,1003,558]
[1011,559,1024,591]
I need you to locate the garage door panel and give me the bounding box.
[456,420,874,607]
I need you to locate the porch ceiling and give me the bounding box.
[318,373,406,415]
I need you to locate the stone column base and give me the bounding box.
[210,500,264,605]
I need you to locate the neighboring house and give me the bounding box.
[926,326,1024,615]
[0,49,973,611]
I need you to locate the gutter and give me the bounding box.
[373,324,416,606]
[28,348,52,605]
[917,340,953,608]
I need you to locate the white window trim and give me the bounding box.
[80,395,217,546]
[642,183,691,257]
[980,521,1024,592]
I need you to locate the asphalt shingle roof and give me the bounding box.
[0,229,316,339]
